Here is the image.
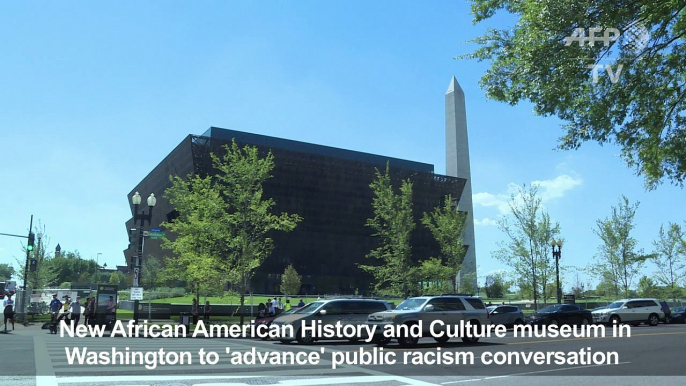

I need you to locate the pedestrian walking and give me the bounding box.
[69,296,82,326]
[3,293,15,331]
[49,294,62,323]
[203,301,211,322]
[191,299,199,324]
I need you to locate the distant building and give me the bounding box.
[125,77,477,294]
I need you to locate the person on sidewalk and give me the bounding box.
[284,299,291,312]
[49,294,62,323]
[3,293,15,331]
[68,296,82,326]
[203,301,211,322]
[191,299,199,325]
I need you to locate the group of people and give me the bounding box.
[49,294,117,325]
[257,297,306,318]
[190,299,211,324]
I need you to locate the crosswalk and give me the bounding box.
[34,334,438,386]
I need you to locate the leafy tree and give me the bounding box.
[280,264,302,295]
[164,141,301,325]
[637,276,661,298]
[463,0,686,189]
[417,257,453,295]
[652,223,686,298]
[485,272,511,298]
[421,194,467,292]
[494,184,560,308]
[361,165,416,298]
[108,271,127,288]
[141,255,163,291]
[591,196,652,297]
[0,263,15,281]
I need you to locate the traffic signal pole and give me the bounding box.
[22,215,33,323]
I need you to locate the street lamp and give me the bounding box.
[551,238,563,304]
[131,191,156,324]
[97,252,102,268]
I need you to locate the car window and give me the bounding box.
[396,298,428,311]
[464,298,485,309]
[625,301,639,309]
[426,298,447,311]
[361,302,388,313]
[323,302,345,315]
[296,301,325,314]
[560,305,577,312]
[444,298,466,311]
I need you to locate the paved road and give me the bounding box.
[2,322,685,386]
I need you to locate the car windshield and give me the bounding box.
[396,298,428,310]
[606,301,624,309]
[537,305,562,313]
[487,306,497,313]
[294,301,325,314]
[673,307,685,313]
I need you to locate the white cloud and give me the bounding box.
[473,174,583,215]
[474,217,499,227]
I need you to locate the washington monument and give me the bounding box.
[446,76,477,292]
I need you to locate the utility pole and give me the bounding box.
[22,215,33,323]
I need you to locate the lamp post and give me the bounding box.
[97,252,102,268]
[131,191,156,324]
[551,238,563,304]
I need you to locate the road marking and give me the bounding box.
[34,335,58,386]
[440,361,631,384]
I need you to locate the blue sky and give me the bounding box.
[1,1,684,292]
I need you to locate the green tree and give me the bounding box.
[0,263,15,281]
[494,184,560,307]
[485,272,510,298]
[421,194,467,292]
[360,165,416,297]
[109,271,126,287]
[463,0,686,189]
[141,255,163,290]
[417,257,453,295]
[164,141,301,325]
[652,223,686,299]
[592,196,652,297]
[637,276,661,298]
[280,264,302,296]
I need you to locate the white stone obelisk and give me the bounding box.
[446,76,477,293]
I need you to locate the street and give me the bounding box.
[2,322,685,386]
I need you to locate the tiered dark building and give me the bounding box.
[125,78,477,295]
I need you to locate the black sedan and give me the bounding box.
[528,304,593,326]
[670,306,686,324]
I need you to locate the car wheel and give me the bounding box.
[461,320,481,344]
[398,335,419,347]
[296,329,314,344]
[514,318,524,326]
[374,337,392,346]
[549,318,559,326]
[648,314,659,326]
[581,317,590,326]
[610,315,621,325]
[434,335,450,344]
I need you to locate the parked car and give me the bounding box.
[487,305,525,327]
[528,304,593,326]
[272,299,392,344]
[669,306,686,324]
[659,301,672,324]
[366,295,490,347]
[255,307,302,339]
[591,298,664,326]
[592,305,608,312]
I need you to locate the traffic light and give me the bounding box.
[30,259,37,272]
[27,232,35,251]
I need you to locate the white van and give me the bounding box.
[592,298,664,326]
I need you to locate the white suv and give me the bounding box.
[592,298,664,326]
